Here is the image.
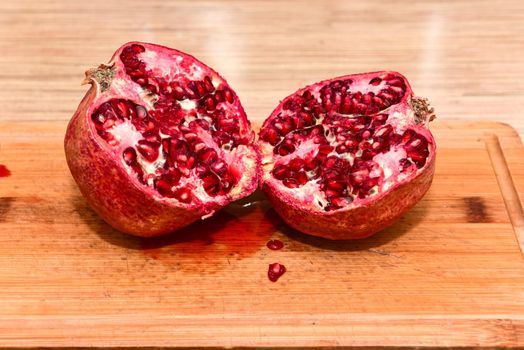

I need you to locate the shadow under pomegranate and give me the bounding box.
[74,189,278,272]
[275,198,429,252]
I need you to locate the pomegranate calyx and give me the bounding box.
[409,96,436,126]
[84,64,116,92]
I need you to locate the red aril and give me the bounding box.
[259,71,436,240]
[65,42,259,237]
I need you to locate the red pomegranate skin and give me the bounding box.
[65,42,260,237]
[259,71,436,240]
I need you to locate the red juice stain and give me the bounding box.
[139,190,280,272]
[0,165,10,178]
[268,262,286,282]
[266,239,284,250]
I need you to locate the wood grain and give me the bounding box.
[0,120,524,347]
[1,0,524,347]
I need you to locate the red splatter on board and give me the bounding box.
[0,165,11,177]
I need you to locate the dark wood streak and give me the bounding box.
[0,197,15,222]
[463,196,491,223]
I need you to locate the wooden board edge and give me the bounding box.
[485,135,524,257]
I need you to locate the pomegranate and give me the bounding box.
[65,42,259,237]
[259,71,436,240]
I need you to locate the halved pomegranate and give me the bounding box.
[65,42,259,237]
[259,71,436,240]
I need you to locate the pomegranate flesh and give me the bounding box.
[65,42,259,237]
[259,71,436,240]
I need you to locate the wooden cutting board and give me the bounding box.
[0,120,523,348]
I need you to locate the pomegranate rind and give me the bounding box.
[65,42,260,237]
[259,71,436,240]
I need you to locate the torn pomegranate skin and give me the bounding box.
[259,71,436,240]
[65,42,260,237]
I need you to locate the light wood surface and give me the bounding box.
[0,0,523,135]
[2,0,524,348]
[0,120,524,347]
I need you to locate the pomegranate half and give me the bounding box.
[259,71,436,240]
[65,42,259,237]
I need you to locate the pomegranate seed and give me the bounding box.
[374,125,393,138]
[130,164,145,183]
[272,164,288,180]
[377,91,394,105]
[283,177,299,188]
[296,171,308,185]
[335,145,347,153]
[135,77,147,85]
[261,129,280,145]
[123,147,137,165]
[164,169,181,184]
[304,158,318,171]
[302,90,313,100]
[318,144,334,154]
[174,187,192,203]
[202,173,220,195]
[288,158,305,171]
[195,81,207,96]
[387,78,405,88]
[172,83,186,100]
[369,77,382,86]
[102,119,116,130]
[145,84,158,94]
[340,94,351,114]
[199,148,218,164]
[277,143,295,156]
[143,129,161,143]
[134,105,149,120]
[115,101,130,119]
[214,90,225,102]
[266,239,284,250]
[211,160,227,174]
[155,179,175,197]
[351,169,369,184]
[408,149,428,168]
[203,76,214,92]
[136,140,160,162]
[399,158,412,170]
[362,92,374,105]
[204,96,216,110]
[186,155,197,169]
[361,149,376,160]
[326,179,344,191]
[224,89,234,103]
[268,263,286,282]
[193,141,207,153]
